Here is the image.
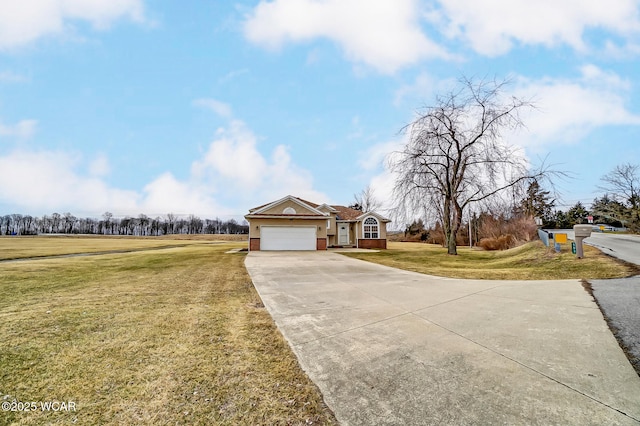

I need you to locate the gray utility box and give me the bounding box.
[574,224,593,238]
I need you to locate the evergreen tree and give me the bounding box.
[566,202,589,225]
[591,195,626,227]
[519,180,555,225]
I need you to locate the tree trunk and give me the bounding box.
[445,201,464,255]
[443,198,459,255]
[447,233,457,255]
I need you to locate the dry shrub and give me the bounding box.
[419,213,538,250]
[426,223,445,246]
[478,214,538,244]
[503,216,538,242]
[478,234,517,251]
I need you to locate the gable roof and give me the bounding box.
[316,203,338,213]
[247,195,390,222]
[249,195,326,216]
[356,211,392,223]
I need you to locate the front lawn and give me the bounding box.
[342,241,636,280]
[0,239,335,425]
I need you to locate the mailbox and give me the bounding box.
[574,224,592,238]
[573,224,592,259]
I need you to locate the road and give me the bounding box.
[577,232,640,376]
[585,233,640,266]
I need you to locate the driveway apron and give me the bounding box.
[245,251,640,425]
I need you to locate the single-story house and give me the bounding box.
[244,195,391,251]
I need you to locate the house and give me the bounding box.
[244,195,390,251]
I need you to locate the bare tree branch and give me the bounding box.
[351,185,381,212]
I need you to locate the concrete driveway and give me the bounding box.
[245,251,640,425]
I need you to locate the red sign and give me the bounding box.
[587,216,593,224]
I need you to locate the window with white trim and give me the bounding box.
[363,217,379,239]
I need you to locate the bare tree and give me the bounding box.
[599,163,640,229]
[166,213,176,234]
[390,77,550,255]
[351,185,381,212]
[138,214,150,236]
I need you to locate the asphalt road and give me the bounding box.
[585,233,640,266]
[580,232,640,375]
[590,276,640,374]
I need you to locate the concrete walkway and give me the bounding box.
[245,251,640,425]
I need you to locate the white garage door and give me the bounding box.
[261,226,316,251]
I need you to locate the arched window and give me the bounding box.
[363,217,379,239]
[283,207,296,214]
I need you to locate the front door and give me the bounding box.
[338,224,349,245]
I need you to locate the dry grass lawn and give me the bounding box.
[342,241,636,280]
[0,234,247,261]
[0,238,335,425]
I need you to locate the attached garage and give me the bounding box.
[260,226,317,251]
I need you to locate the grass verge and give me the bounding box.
[342,241,636,280]
[0,241,335,425]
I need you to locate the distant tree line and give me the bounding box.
[526,163,639,232]
[0,212,249,236]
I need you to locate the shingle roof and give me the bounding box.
[330,204,362,221]
[248,195,367,220]
[291,197,363,220]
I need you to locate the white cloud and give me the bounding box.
[368,168,396,214]
[358,139,401,171]
[603,40,640,58]
[0,120,328,217]
[0,148,228,217]
[0,0,145,49]
[88,153,111,177]
[436,0,640,56]
[393,72,436,106]
[140,172,225,217]
[0,119,37,139]
[243,0,449,73]
[192,120,329,204]
[0,149,139,215]
[193,98,233,119]
[512,66,640,149]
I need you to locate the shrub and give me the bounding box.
[478,234,517,251]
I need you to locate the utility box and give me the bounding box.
[573,224,592,259]
[574,224,592,238]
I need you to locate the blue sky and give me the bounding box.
[1,0,639,221]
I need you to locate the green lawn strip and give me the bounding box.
[0,243,335,425]
[342,241,633,280]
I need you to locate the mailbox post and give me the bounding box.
[573,224,592,259]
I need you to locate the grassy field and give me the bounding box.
[342,241,637,280]
[0,238,335,425]
[0,234,246,261]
